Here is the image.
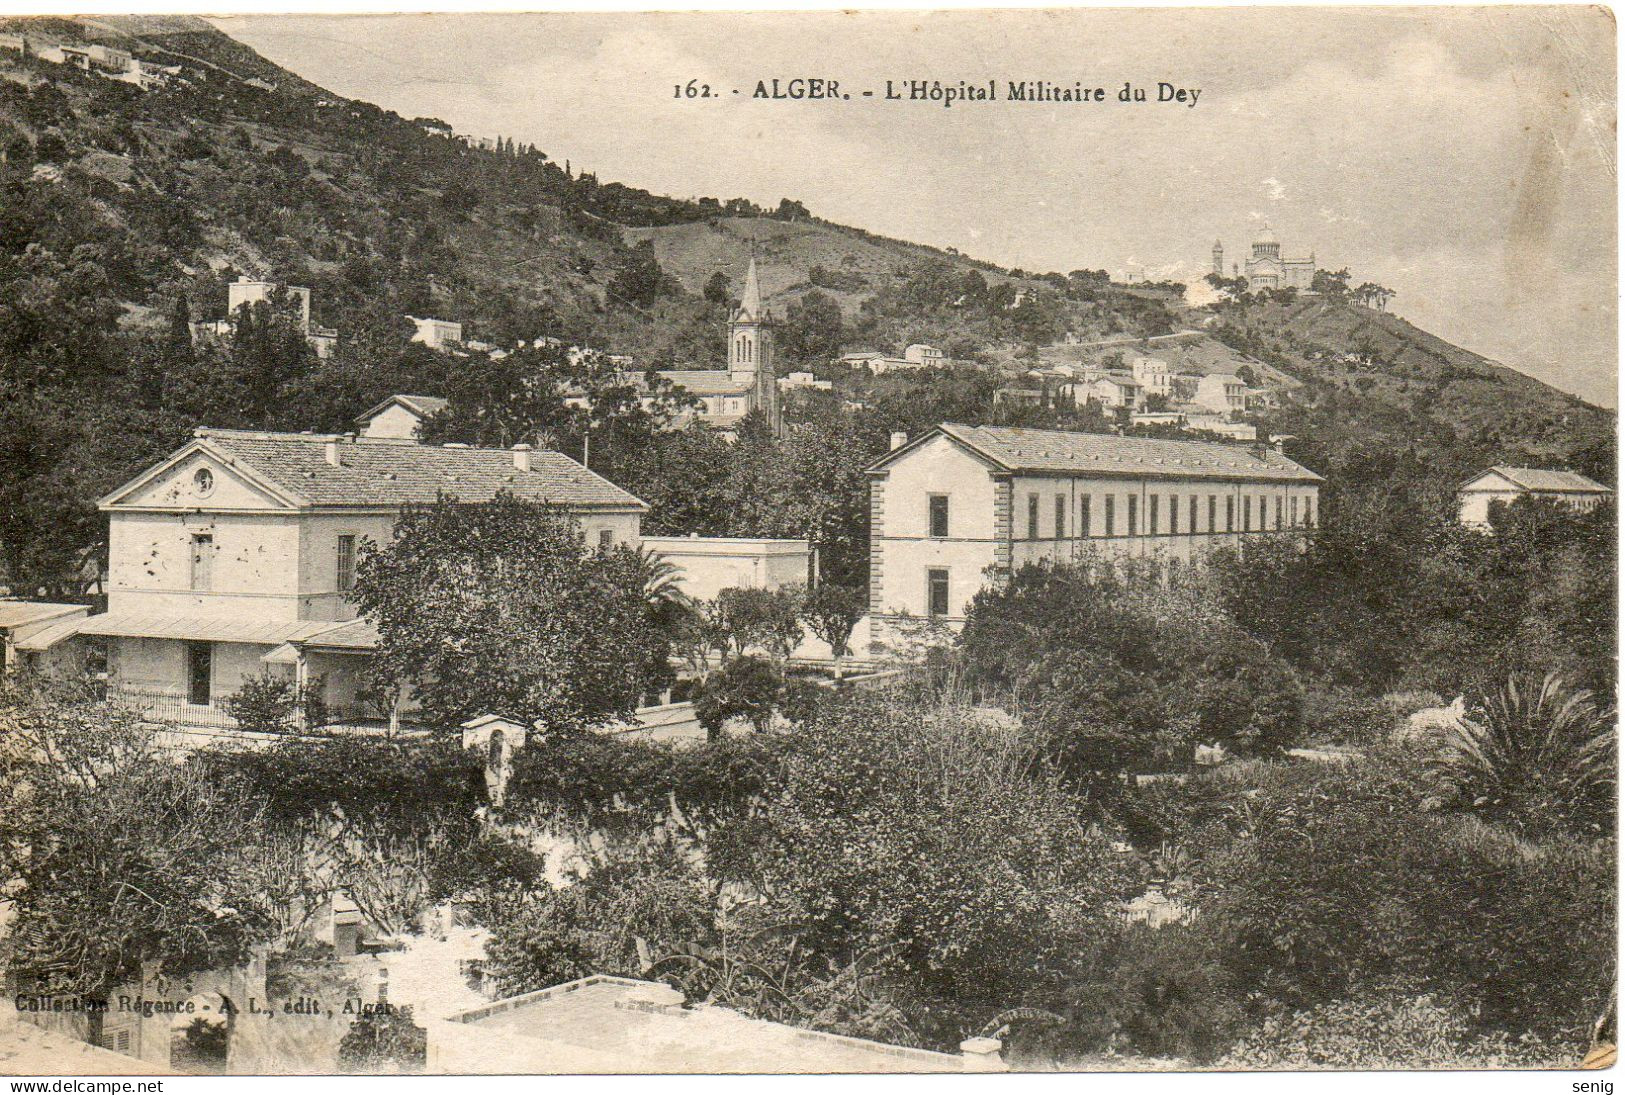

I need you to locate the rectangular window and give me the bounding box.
[1055,494,1066,539]
[1169,494,1178,534]
[927,568,950,618]
[1275,495,1283,530]
[1291,496,1300,525]
[1207,495,1217,533]
[1127,494,1138,536]
[1105,495,1116,535]
[189,533,213,591]
[928,494,949,538]
[1080,495,1092,537]
[1189,495,1198,534]
[1226,495,1235,532]
[1027,494,1040,540]
[336,534,356,592]
[1149,494,1160,534]
[186,641,212,706]
[1306,496,1316,527]
[1243,496,1252,531]
[598,528,615,551]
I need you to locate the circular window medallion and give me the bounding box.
[192,467,215,497]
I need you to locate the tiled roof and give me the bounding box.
[1482,466,1613,494]
[657,370,754,396]
[186,430,645,510]
[885,423,1322,483]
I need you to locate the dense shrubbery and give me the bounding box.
[958,557,1305,786]
[502,729,769,833]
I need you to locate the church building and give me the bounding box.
[1213,226,1316,292]
[654,257,782,436]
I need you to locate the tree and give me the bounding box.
[1310,268,1352,297]
[352,494,670,731]
[781,289,844,364]
[702,271,731,304]
[798,581,867,666]
[0,677,275,997]
[711,586,804,661]
[607,240,666,309]
[337,1006,428,1073]
[693,654,783,737]
[708,688,1143,1046]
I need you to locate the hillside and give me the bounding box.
[1204,297,1614,483]
[0,13,1613,595]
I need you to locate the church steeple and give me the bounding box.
[737,257,764,322]
[727,255,780,436]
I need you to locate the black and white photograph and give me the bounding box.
[0,4,1616,1078]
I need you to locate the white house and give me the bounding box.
[640,536,813,602]
[1130,356,1173,399]
[1190,373,1248,417]
[1084,374,1146,412]
[779,371,833,392]
[17,430,645,724]
[196,277,338,359]
[867,343,949,375]
[1457,466,1613,528]
[865,423,1322,644]
[355,394,450,440]
[407,316,464,350]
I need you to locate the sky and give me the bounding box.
[214,8,1618,406]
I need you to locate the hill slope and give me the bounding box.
[0,14,1612,596]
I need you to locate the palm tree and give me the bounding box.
[627,544,698,640]
[1432,672,1616,835]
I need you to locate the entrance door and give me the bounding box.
[186,642,212,706]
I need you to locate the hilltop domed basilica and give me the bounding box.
[1212,226,1316,292]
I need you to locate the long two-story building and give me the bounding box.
[865,423,1322,644]
[16,429,646,723]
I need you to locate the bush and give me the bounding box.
[1200,753,1614,1042]
[1033,924,1244,1064]
[502,730,768,833]
[1300,684,1397,747]
[1428,673,1616,838]
[708,689,1145,1046]
[1220,990,1580,1069]
[693,654,783,736]
[224,671,327,733]
[476,837,716,996]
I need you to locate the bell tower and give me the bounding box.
[728,257,780,434]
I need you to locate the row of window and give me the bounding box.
[925,490,1316,540]
[187,530,616,594]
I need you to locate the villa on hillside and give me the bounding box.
[193,277,340,358]
[865,424,1322,647]
[1457,466,1614,528]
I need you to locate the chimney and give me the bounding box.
[959,1036,1007,1073]
[890,431,908,450]
[512,443,533,472]
[324,438,341,466]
